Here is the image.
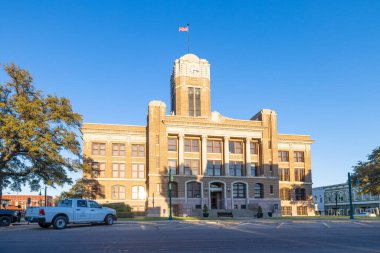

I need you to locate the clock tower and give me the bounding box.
[170,54,211,118]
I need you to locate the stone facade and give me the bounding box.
[82,54,314,217]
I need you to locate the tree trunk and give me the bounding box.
[0,175,3,208]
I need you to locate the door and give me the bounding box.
[73,200,90,222]
[211,192,223,209]
[88,200,105,222]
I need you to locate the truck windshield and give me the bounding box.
[58,200,73,207]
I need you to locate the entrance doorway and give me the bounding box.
[210,182,224,209]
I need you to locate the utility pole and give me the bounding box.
[348,173,354,220]
[44,186,47,206]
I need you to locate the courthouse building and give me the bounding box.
[82,54,314,217]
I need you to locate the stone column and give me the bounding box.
[178,133,184,175]
[245,137,251,176]
[224,136,230,176]
[202,135,208,175]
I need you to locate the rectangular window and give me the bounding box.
[112,143,125,156]
[229,161,244,176]
[207,140,222,153]
[184,159,199,176]
[250,142,258,154]
[297,206,308,215]
[168,138,177,152]
[295,168,306,182]
[184,139,199,152]
[251,163,258,176]
[195,88,201,116]
[188,87,194,116]
[92,143,106,156]
[278,151,289,162]
[132,144,145,157]
[132,186,145,200]
[270,185,274,194]
[229,141,243,154]
[168,159,177,175]
[207,160,222,176]
[282,206,292,216]
[112,163,125,178]
[187,182,201,198]
[132,164,145,179]
[92,162,105,177]
[294,151,305,162]
[279,168,290,181]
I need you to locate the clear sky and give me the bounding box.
[1,0,379,197]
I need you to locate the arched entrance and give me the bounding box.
[209,182,225,209]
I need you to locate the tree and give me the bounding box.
[353,147,380,195]
[60,178,105,200]
[0,63,82,204]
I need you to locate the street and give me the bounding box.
[1,220,380,253]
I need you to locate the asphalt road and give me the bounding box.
[1,220,380,253]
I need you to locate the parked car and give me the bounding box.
[0,209,18,226]
[354,212,377,217]
[25,199,117,229]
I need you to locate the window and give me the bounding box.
[254,183,264,198]
[168,159,177,175]
[132,144,145,157]
[294,151,305,162]
[92,162,105,177]
[77,200,87,208]
[184,139,199,152]
[282,206,292,216]
[295,168,306,182]
[250,142,258,154]
[207,160,222,176]
[278,168,290,181]
[112,185,125,200]
[187,181,201,198]
[207,140,222,153]
[132,164,145,179]
[280,188,291,200]
[233,183,246,198]
[92,143,105,155]
[297,206,308,215]
[278,151,289,162]
[295,188,306,201]
[169,182,178,198]
[188,87,201,116]
[229,141,243,154]
[132,186,145,200]
[229,161,244,176]
[184,159,199,175]
[112,143,125,156]
[251,163,258,176]
[168,138,177,151]
[112,163,125,178]
[270,185,274,194]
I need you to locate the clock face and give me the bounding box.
[189,64,199,75]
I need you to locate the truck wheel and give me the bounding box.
[53,216,67,230]
[38,222,51,228]
[104,215,114,225]
[0,216,11,226]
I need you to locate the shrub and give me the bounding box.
[103,203,134,218]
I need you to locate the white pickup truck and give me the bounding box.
[25,199,117,229]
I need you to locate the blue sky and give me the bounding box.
[1,0,379,196]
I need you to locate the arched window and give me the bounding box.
[233,183,246,198]
[169,182,178,198]
[254,183,264,198]
[132,186,146,200]
[112,185,125,200]
[295,188,306,201]
[280,188,291,200]
[187,181,201,198]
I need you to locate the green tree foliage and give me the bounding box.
[60,178,105,200]
[353,147,380,194]
[0,63,82,203]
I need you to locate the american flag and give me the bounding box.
[178,26,188,32]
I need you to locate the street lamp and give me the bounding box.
[168,169,173,220]
[348,173,354,220]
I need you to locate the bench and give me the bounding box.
[217,212,233,218]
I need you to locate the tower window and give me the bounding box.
[188,87,201,116]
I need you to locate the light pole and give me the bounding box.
[348,172,354,220]
[335,192,338,216]
[168,169,173,220]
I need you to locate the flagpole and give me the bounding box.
[187,23,190,53]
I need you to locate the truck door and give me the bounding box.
[73,200,90,222]
[88,200,105,222]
